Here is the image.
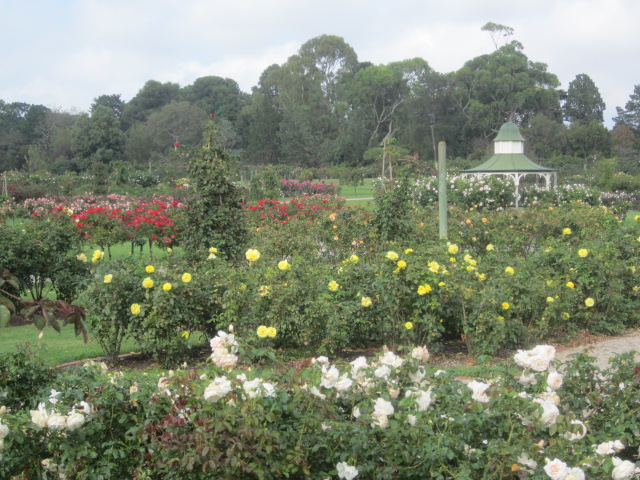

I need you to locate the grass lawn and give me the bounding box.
[624,210,639,226]
[0,324,141,365]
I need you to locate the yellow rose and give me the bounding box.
[562,228,572,235]
[385,251,399,261]
[404,248,414,254]
[397,260,407,269]
[417,284,432,295]
[361,297,372,307]
[349,254,359,263]
[209,247,218,254]
[142,277,154,289]
[546,297,554,303]
[505,267,514,275]
[328,280,339,292]
[163,283,172,291]
[428,261,440,273]
[266,326,277,338]
[258,285,271,297]
[278,260,292,271]
[103,274,113,284]
[447,243,459,254]
[145,265,155,273]
[245,249,261,262]
[404,322,413,330]
[501,302,510,310]
[130,303,141,315]
[585,297,595,307]
[77,253,87,262]
[566,281,575,289]
[486,244,494,251]
[181,331,190,339]
[578,249,588,258]
[166,247,173,253]
[257,325,268,338]
[91,249,104,263]
[476,273,486,281]
[181,273,192,283]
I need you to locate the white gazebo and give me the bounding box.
[460,122,557,207]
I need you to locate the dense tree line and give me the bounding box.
[1,28,639,185]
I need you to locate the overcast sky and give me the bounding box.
[1,0,638,127]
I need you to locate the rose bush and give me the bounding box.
[0,339,638,479]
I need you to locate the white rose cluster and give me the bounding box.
[336,461,359,479]
[514,345,556,372]
[29,401,91,432]
[209,331,239,369]
[203,376,232,402]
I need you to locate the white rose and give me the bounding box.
[0,423,8,439]
[408,367,426,384]
[203,376,231,402]
[595,441,614,455]
[413,390,433,412]
[378,351,403,368]
[410,346,430,363]
[320,365,340,389]
[532,345,556,361]
[371,411,389,429]
[350,357,368,374]
[529,355,551,372]
[373,398,394,416]
[243,378,263,398]
[47,413,68,431]
[467,380,491,403]
[564,467,585,480]
[563,420,587,441]
[536,399,559,426]
[48,389,61,405]
[612,457,636,480]
[516,453,537,472]
[261,382,276,398]
[30,403,49,428]
[519,373,538,386]
[310,386,326,400]
[407,414,417,426]
[314,356,330,365]
[388,387,400,399]
[543,458,568,479]
[352,407,361,418]
[66,412,85,431]
[612,440,625,451]
[374,365,391,380]
[546,372,563,390]
[336,461,359,480]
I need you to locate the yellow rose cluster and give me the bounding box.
[256,325,277,338]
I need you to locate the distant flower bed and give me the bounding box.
[281,178,340,196]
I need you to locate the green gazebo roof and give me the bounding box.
[461,122,557,173]
[461,153,557,173]
[494,122,525,142]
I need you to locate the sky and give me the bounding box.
[1,0,638,127]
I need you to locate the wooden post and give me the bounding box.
[438,141,447,239]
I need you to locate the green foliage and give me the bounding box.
[182,118,248,262]
[248,166,281,200]
[373,176,413,242]
[0,213,89,301]
[1,346,639,478]
[0,343,53,409]
[77,257,146,365]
